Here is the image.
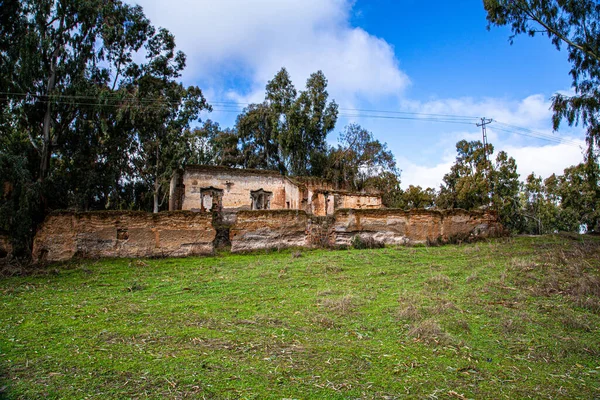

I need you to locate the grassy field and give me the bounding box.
[1,235,599,399]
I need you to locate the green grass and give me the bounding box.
[1,235,599,399]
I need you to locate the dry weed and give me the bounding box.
[321,294,357,315]
[425,274,453,292]
[430,300,458,315]
[500,317,525,335]
[312,315,337,329]
[407,319,452,344]
[397,304,422,322]
[466,271,479,283]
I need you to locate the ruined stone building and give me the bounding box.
[32,167,503,263]
[169,165,382,216]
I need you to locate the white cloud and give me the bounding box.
[128,1,588,190]
[402,94,554,128]
[129,0,409,102]
[390,92,587,189]
[398,138,586,190]
[399,158,454,190]
[502,142,585,180]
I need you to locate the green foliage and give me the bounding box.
[237,68,339,176]
[184,120,241,167]
[484,0,600,229]
[129,27,211,212]
[0,153,42,255]
[0,0,211,254]
[484,0,600,150]
[400,185,436,209]
[326,123,400,192]
[437,140,496,210]
[437,140,525,231]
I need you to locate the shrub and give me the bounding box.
[351,235,385,250]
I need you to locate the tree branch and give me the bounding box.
[518,2,600,62]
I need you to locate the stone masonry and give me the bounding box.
[32,211,216,263]
[32,208,504,262]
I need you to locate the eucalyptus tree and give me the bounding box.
[484,0,600,227]
[326,123,399,191]
[437,140,521,230]
[184,120,241,167]
[437,140,493,210]
[129,29,211,213]
[236,68,338,176]
[0,0,155,253]
[2,0,152,182]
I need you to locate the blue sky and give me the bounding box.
[130,0,586,188]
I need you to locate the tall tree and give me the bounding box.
[437,140,493,210]
[3,0,152,183]
[551,162,600,232]
[437,140,521,230]
[184,120,241,167]
[484,0,600,149]
[0,0,156,254]
[400,185,436,209]
[236,68,338,176]
[484,0,600,228]
[491,150,521,231]
[286,71,338,175]
[130,28,210,213]
[326,123,399,191]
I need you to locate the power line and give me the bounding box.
[0,91,481,120]
[492,120,582,146]
[0,91,586,147]
[491,126,582,147]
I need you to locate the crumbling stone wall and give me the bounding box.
[229,208,503,252]
[32,211,216,263]
[339,194,382,210]
[229,210,309,252]
[331,209,502,246]
[178,166,289,211]
[31,208,503,262]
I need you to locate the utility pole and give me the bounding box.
[476,118,493,205]
[476,117,492,164]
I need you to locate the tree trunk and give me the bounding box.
[39,19,63,182]
[153,143,160,213]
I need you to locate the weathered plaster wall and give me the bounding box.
[331,209,502,246]
[310,192,327,216]
[284,178,301,210]
[310,192,382,216]
[32,211,216,263]
[229,210,309,252]
[181,167,289,211]
[339,194,382,210]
